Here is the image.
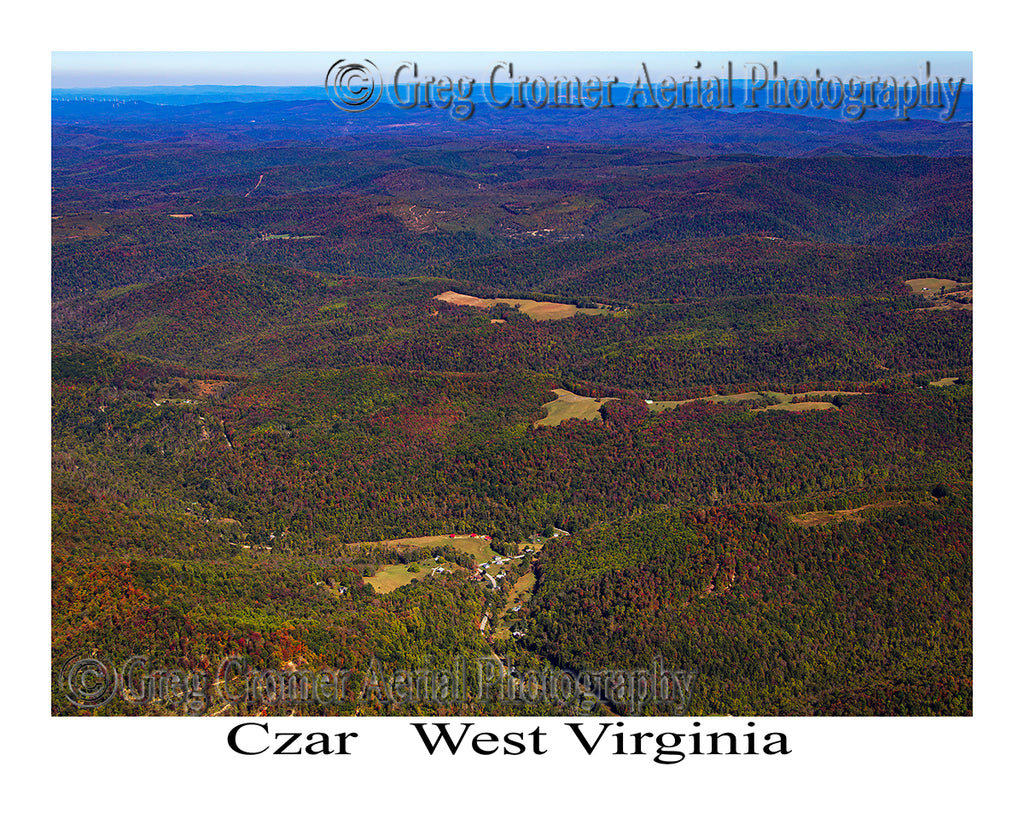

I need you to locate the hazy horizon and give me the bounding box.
[52,51,973,89]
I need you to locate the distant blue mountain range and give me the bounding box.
[51,84,972,158]
[52,82,972,122]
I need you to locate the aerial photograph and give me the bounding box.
[51,51,972,720]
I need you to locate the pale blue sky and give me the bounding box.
[52,51,972,88]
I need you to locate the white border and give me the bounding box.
[16,2,1016,816]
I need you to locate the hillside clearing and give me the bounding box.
[906,278,973,311]
[537,388,864,426]
[763,401,837,412]
[790,501,904,527]
[905,277,963,294]
[493,571,538,640]
[648,390,862,413]
[366,562,433,593]
[350,533,502,563]
[535,389,618,427]
[434,290,621,321]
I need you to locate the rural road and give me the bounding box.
[244,173,265,197]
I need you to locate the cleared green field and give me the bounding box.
[51,212,110,240]
[790,500,903,527]
[646,392,761,412]
[763,401,836,412]
[785,391,861,401]
[446,536,501,563]
[703,391,763,403]
[905,277,963,294]
[535,389,618,427]
[647,390,861,414]
[366,533,537,594]
[352,534,501,563]
[644,400,683,411]
[539,387,861,425]
[493,571,537,640]
[434,291,622,321]
[367,563,432,593]
[508,571,536,604]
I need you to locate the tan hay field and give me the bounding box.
[790,501,903,528]
[434,291,617,321]
[350,534,501,563]
[647,390,861,414]
[535,389,618,427]
[905,278,963,294]
[760,401,836,412]
[367,563,433,593]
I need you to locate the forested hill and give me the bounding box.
[51,145,970,300]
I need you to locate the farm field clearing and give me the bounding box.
[434,290,622,321]
[538,388,864,426]
[493,571,538,640]
[790,501,906,528]
[364,533,541,593]
[905,278,973,311]
[350,533,502,564]
[366,562,434,593]
[502,571,536,614]
[535,389,618,427]
[763,401,837,412]
[905,277,964,294]
[648,390,864,413]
